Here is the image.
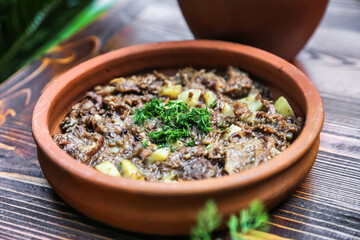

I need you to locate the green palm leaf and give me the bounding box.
[0,0,115,82]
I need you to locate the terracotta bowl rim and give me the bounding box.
[32,40,324,196]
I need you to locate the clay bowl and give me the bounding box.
[32,40,324,235]
[178,0,328,61]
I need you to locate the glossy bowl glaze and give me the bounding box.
[32,40,324,235]
[178,0,329,61]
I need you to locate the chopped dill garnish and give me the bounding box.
[219,122,227,131]
[142,139,148,148]
[209,100,217,108]
[133,99,212,145]
[181,107,212,134]
[191,200,269,240]
[133,99,164,126]
[186,140,195,147]
[148,127,190,145]
[228,200,269,239]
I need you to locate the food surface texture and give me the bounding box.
[53,67,303,182]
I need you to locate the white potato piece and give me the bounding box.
[274,96,295,117]
[172,140,184,148]
[222,124,242,139]
[160,85,182,99]
[148,148,171,162]
[162,173,177,183]
[238,95,263,112]
[95,161,121,177]
[286,132,293,141]
[110,77,126,84]
[122,160,144,180]
[240,113,256,125]
[204,90,217,106]
[177,89,201,107]
[222,103,235,117]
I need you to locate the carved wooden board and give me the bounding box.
[0,0,359,239]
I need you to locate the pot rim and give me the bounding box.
[32,40,324,196]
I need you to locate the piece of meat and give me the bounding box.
[53,125,104,165]
[207,143,224,159]
[123,94,153,106]
[137,74,159,93]
[224,138,268,174]
[179,158,221,180]
[112,77,140,93]
[181,146,206,157]
[224,66,252,98]
[201,73,226,92]
[233,102,250,117]
[94,85,116,96]
[103,96,130,118]
[138,148,152,160]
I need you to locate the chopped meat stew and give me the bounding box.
[53,67,303,182]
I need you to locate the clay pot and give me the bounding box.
[178,0,328,60]
[32,40,324,235]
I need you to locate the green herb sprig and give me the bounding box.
[191,200,222,240]
[133,99,212,145]
[228,200,269,239]
[133,99,165,126]
[186,140,196,147]
[142,139,148,148]
[148,127,190,145]
[191,200,269,240]
[209,100,217,108]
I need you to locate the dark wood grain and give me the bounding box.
[0,0,359,239]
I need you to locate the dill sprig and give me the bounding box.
[191,200,269,240]
[228,200,269,239]
[179,107,212,133]
[142,139,148,148]
[133,99,212,145]
[148,127,190,145]
[191,200,222,240]
[186,140,196,147]
[209,100,217,108]
[240,200,269,234]
[133,99,164,126]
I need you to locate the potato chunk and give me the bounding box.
[160,85,182,99]
[221,103,235,117]
[238,95,263,112]
[148,148,170,162]
[274,96,295,117]
[177,89,201,107]
[122,160,144,180]
[110,77,126,84]
[240,113,257,125]
[95,161,121,177]
[162,173,177,183]
[204,90,217,106]
[222,124,242,139]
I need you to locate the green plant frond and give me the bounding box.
[239,200,269,234]
[0,0,118,82]
[0,0,61,68]
[191,200,222,240]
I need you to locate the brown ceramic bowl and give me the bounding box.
[32,40,324,235]
[178,0,328,61]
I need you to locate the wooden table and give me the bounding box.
[1,0,359,239]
